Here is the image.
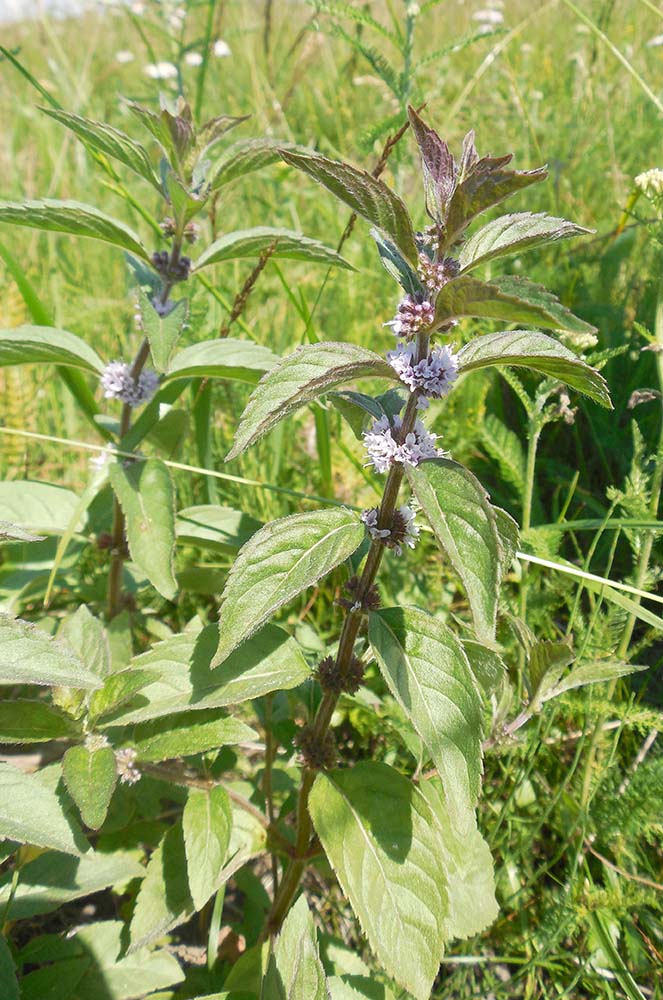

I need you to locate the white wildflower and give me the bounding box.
[115,50,135,64]
[84,733,110,751]
[144,61,178,80]
[185,51,203,66]
[473,9,504,24]
[361,507,392,541]
[115,747,141,785]
[387,341,459,402]
[635,167,663,205]
[363,414,442,473]
[646,34,663,48]
[213,39,232,58]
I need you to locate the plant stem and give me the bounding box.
[518,419,541,671]
[263,693,279,895]
[263,345,425,938]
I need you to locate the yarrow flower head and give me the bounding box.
[385,294,435,340]
[635,168,663,212]
[387,342,459,408]
[101,361,159,408]
[361,505,420,556]
[144,61,178,80]
[363,414,442,473]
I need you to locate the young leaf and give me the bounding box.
[534,657,645,708]
[227,343,394,460]
[62,744,117,830]
[0,934,19,1000]
[262,896,328,1000]
[194,227,354,271]
[0,700,80,743]
[368,607,483,829]
[139,291,188,374]
[407,458,502,644]
[458,329,611,407]
[371,228,424,298]
[165,339,277,385]
[459,211,590,272]
[0,762,84,855]
[183,786,233,912]
[40,107,161,191]
[446,156,548,245]
[109,458,177,601]
[309,762,449,1000]
[130,709,257,762]
[214,508,364,665]
[0,614,102,689]
[434,274,598,335]
[101,624,310,726]
[0,199,150,261]
[407,106,457,222]
[176,505,262,554]
[0,326,104,373]
[278,147,418,266]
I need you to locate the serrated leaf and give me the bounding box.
[88,667,155,722]
[479,415,526,495]
[101,624,310,726]
[329,388,404,439]
[0,481,84,535]
[0,614,102,689]
[368,607,483,830]
[407,458,501,643]
[408,106,457,223]
[214,508,363,664]
[537,658,645,706]
[446,158,548,244]
[493,505,520,578]
[278,147,418,266]
[0,326,104,373]
[109,458,177,600]
[458,329,611,407]
[228,343,394,460]
[459,212,590,272]
[62,745,117,830]
[0,934,19,1000]
[0,700,80,743]
[0,199,150,261]
[370,228,424,297]
[176,505,262,553]
[131,709,257,762]
[183,786,232,912]
[263,896,328,1000]
[139,291,188,373]
[434,274,597,335]
[527,639,574,704]
[0,762,84,855]
[309,763,448,1000]
[0,519,44,542]
[41,107,161,191]
[209,137,283,190]
[165,339,277,385]
[194,227,353,272]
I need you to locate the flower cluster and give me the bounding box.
[361,505,420,555]
[635,168,663,211]
[417,252,460,294]
[115,747,141,785]
[387,341,459,408]
[363,414,441,473]
[101,361,159,408]
[385,295,435,340]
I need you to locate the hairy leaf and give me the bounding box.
[183,786,232,912]
[309,763,448,1000]
[408,106,456,222]
[228,343,394,460]
[0,199,150,261]
[165,339,277,385]
[139,291,188,373]
[195,227,353,271]
[0,520,44,543]
[279,147,418,265]
[0,326,104,373]
[536,658,646,707]
[62,744,117,830]
[109,458,177,600]
[0,614,102,689]
[131,710,257,762]
[0,762,84,855]
[369,607,483,829]
[0,699,80,743]
[446,156,548,244]
[209,137,284,190]
[371,228,424,297]
[130,822,192,951]
[214,508,363,664]
[263,896,328,1000]
[459,212,590,272]
[457,329,611,407]
[59,605,110,680]
[407,459,501,643]
[479,415,526,495]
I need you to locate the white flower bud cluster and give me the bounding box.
[635,168,663,210]
[363,414,442,473]
[387,342,459,408]
[101,361,160,408]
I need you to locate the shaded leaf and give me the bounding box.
[0,700,80,743]
[130,822,192,951]
[183,787,232,912]
[58,605,110,680]
[72,920,184,1000]
[62,745,117,830]
[0,614,102,689]
[176,505,262,554]
[0,762,84,855]
[195,227,353,272]
[263,896,328,1000]
[0,934,19,1000]
[446,155,547,244]
[165,339,277,385]
[0,481,84,536]
[371,228,424,297]
[0,326,104,373]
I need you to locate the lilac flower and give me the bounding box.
[361,505,420,556]
[360,507,391,541]
[417,253,460,294]
[363,414,442,473]
[387,341,459,404]
[385,295,435,340]
[115,747,141,785]
[101,361,159,408]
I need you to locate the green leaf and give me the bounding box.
[109,458,177,601]
[407,458,501,643]
[434,274,598,336]
[0,520,44,543]
[457,330,611,407]
[0,481,85,536]
[88,667,156,723]
[129,823,193,951]
[214,508,363,665]
[309,763,449,1000]
[278,146,418,266]
[176,505,262,554]
[536,658,646,707]
[262,896,328,1000]
[0,326,105,373]
[71,920,184,1000]
[327,977,395,1000]
[0,614,102,689]
[0,849,143,920]
[183,786,232,912]
[62,745,117,830]
[479,415,526,496]
[0,762,84,855]
[195,226,353,272]
[209,137,283,190]
[0,936,19,1000]
[0,199,150,261]
[101,624,310,726]
[0,700,80,743]
[41,108,161,190]
[131,709,257,762]
[139,290,188,374]
[368,607,483,830]
[59,605,110,680]
[165,339,277,385]
[371,228,424,297]
[227,343,394,461]
[329,388,404,439]
[459,212,590,272]
[408,106,457,223]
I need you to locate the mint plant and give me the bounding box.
[0,102,635,1000]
